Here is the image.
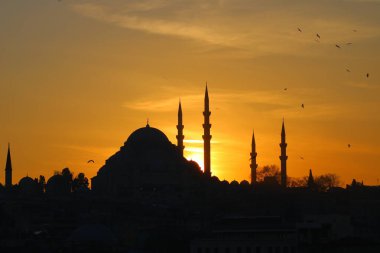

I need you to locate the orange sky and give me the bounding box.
[1,0,380,186]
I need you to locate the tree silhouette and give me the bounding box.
[72,172,89,192]
[256,164,280,183]
[288,176,307,187]
[288,173,341,191]
[315,173,341,191]
[61,167,74,192]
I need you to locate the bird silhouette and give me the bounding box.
[348,144,351,148]
[353,29,357,32]
[346,42,352,45]
[284,88,288,91]
[297,28,302,32]
[366,73,369,78]
[301,104,305,108]
[346,68,351,72]
[299,156,304,160]
[316,33,320,39]
[87,160,95,163]
[335,44,341,49]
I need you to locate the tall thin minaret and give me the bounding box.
[176,100,185,156]
[5,143,12,189]
[250,130,258,184]
[203,85,212,177]
[279,119,288,187]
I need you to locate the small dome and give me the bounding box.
[46,174,70,195]
[19,176,35,186]
[19,176,39,195]
[124,125,170,149]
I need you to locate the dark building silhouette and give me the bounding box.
[203,85,212,177]
[18,176,39,196]
[176,100,185,156]
[5,143,12,189]
[250,130,258,184]
[280,119,288,187]
[91,123,202,195]
[46,174,71,196]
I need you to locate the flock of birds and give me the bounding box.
[284,27,368,160]
[296,27,370,78]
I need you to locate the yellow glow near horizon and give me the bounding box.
[184,146,204,172]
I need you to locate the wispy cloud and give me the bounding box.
[124,91,290,112]
[71,3,240,47]
[70,1,380,57]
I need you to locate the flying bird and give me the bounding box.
[297,27,302,32]
[316,33,321,39]
[366,73,370,78]
[346,42,352,45]
[87,160,95,163]
[346,68,351,73]
[348,144,351,148]
[299,156,304,160]
[335,44,341,49]
[353,29,357,32]
[284,88,288,91]
[301,104,305,108]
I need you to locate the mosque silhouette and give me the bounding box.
[91,85,287,195]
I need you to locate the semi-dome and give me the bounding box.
[124,124,171,149]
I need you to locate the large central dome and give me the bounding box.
[124,124,171,149]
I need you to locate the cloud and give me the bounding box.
[71,3,240,47]
[123,89,289,112]
[70,1,380,58]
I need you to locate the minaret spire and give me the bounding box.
[5,143,12,189]
[176,99,185,156]
[279,119,288,187]
[307,168,315,189]
[203,84,212,177]
[250,129,258,184]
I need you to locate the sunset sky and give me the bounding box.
[1,0,380,186]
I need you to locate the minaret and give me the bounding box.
[203,85,212,177]
[176,100,185,156]
[250,130,258,184]
[5,143,12,189]
[279,119,288,187]
[307,169,315,188]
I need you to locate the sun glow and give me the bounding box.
[185,146,204,172]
